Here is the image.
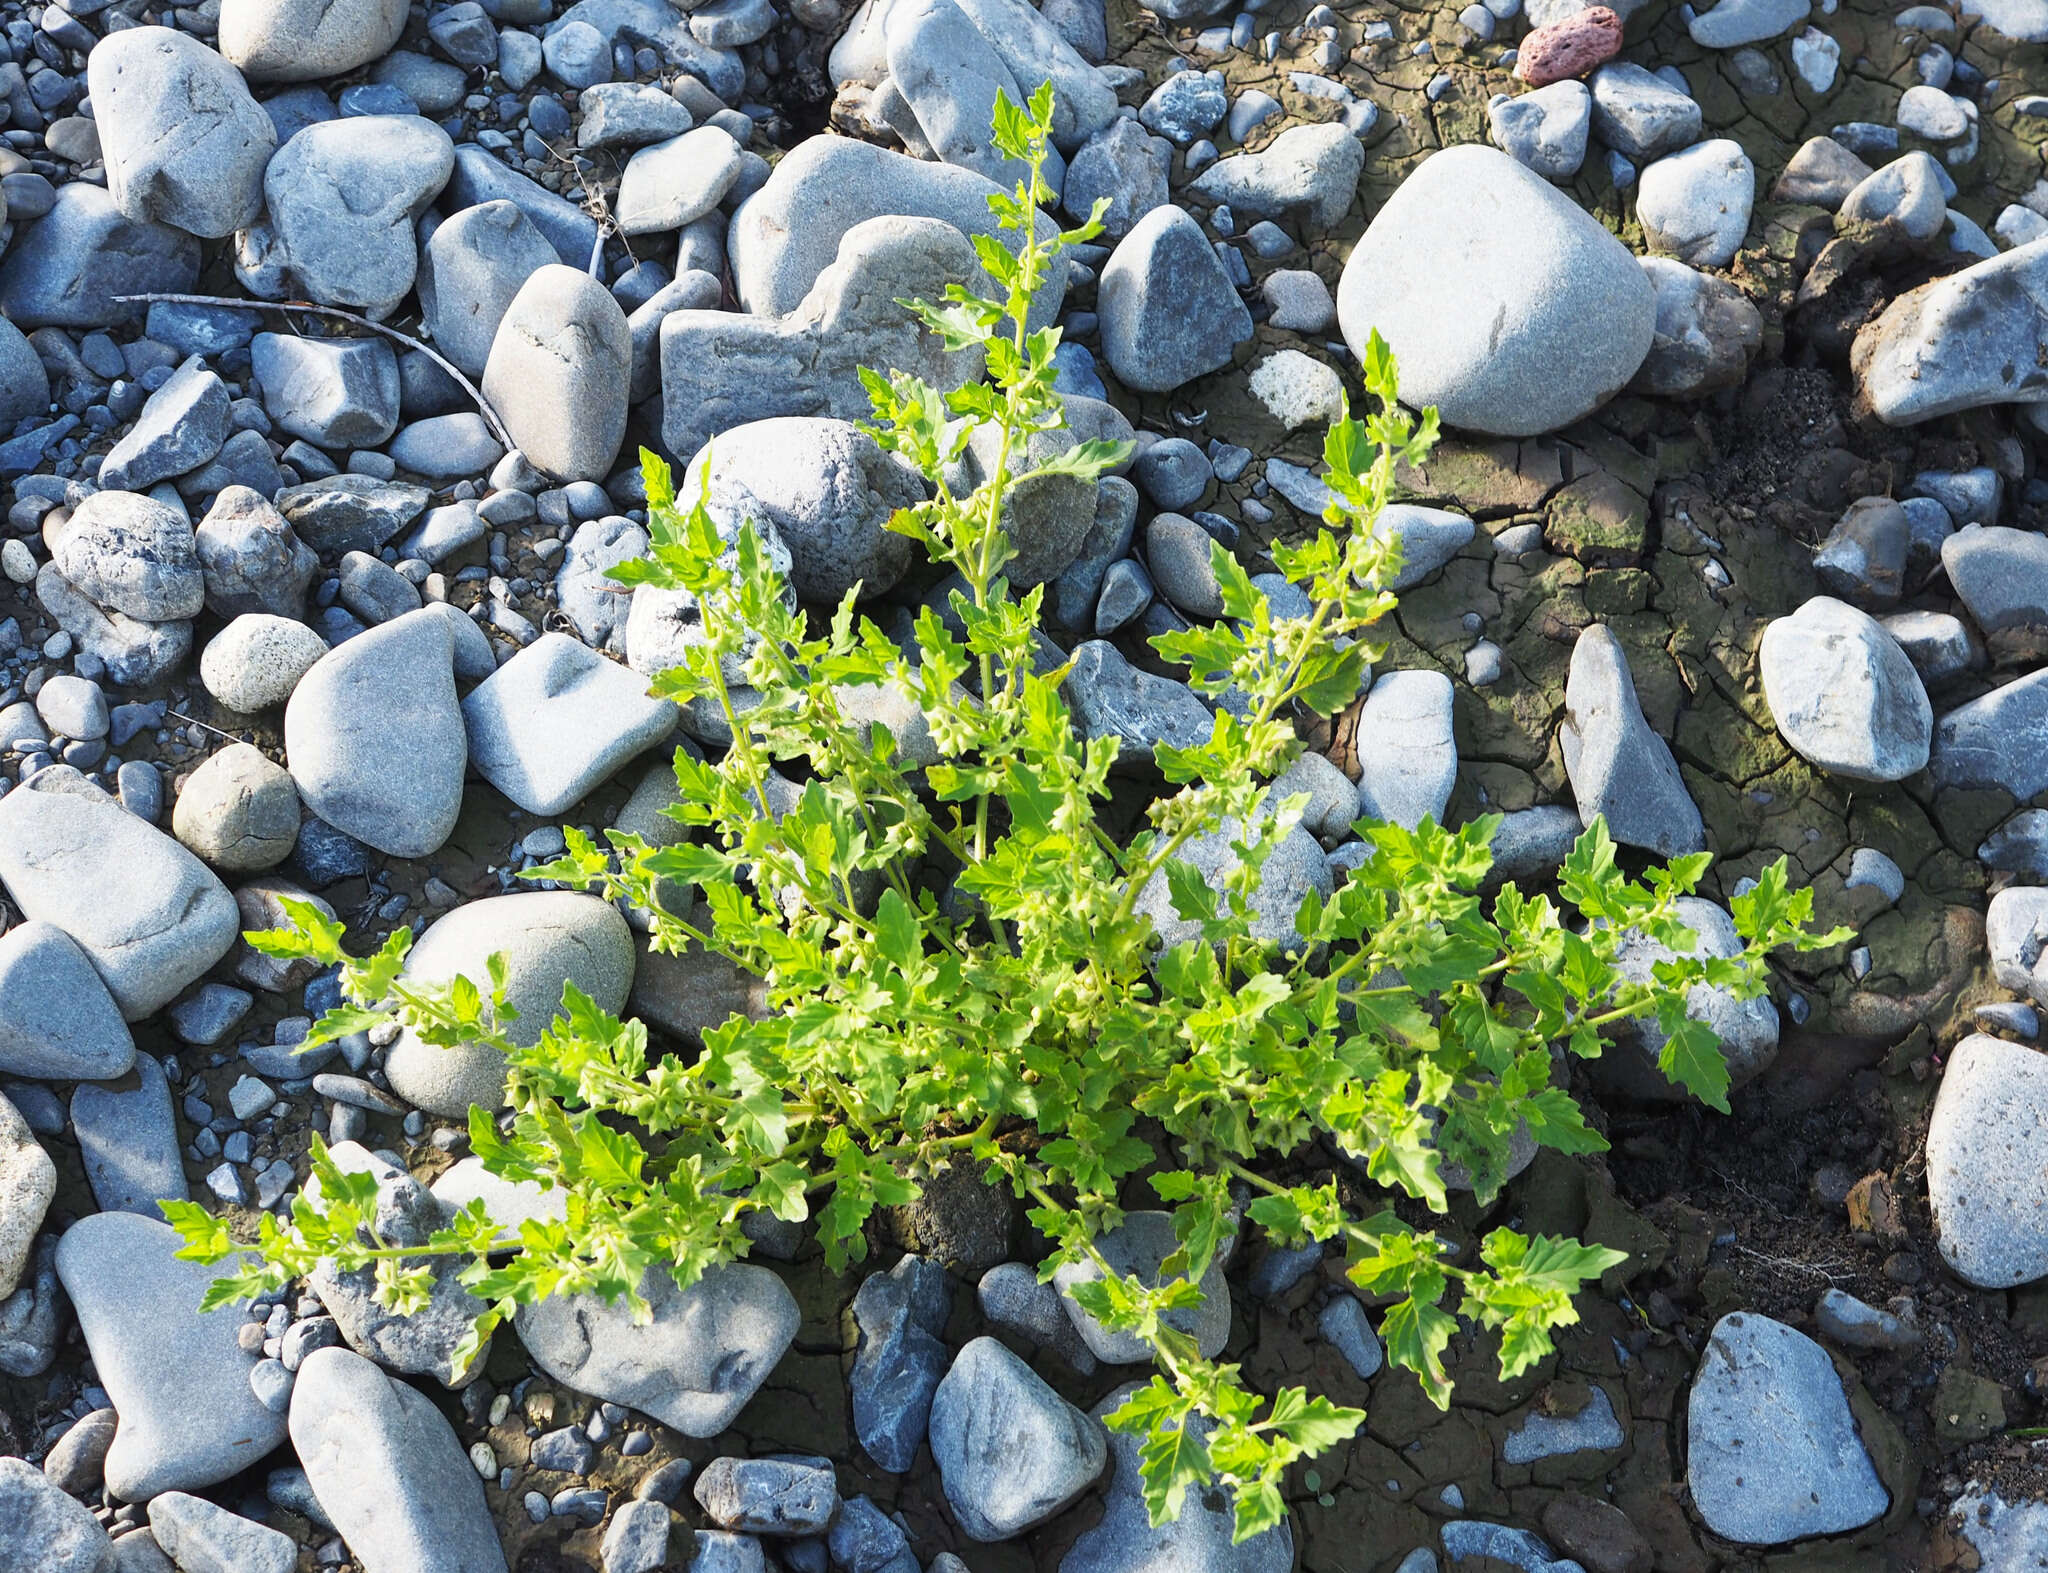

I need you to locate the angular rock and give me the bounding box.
[383,892,634,1116]
[514,1262,798,1435]
[99,357,231,493]
[1489,80,1593,180]
[1061,116,1168,239]
[727,134,1067,325]
[0,1457,113,1573]
[195,487,319,619]
[0,766,238,1019]
[1588,63,1701,160]
[1185,121,1363,228]
[694,1456,840,1535]
[616,126,746,236]
[662,216,985,462]
[1771,135,1871,207]
[463,633,677,815]
[1758,597,1930,781]
[252,334,401,450]
[1853,236,2048,423]
[147,1495,294,1573]
[283,607,467,858]
[1931,668,2048,797]
[928,1337,1105,1540]
[1337,145,1654,436]
[445,143,601,270]
[289,1346,509,1573]
[1559,624,1704,856]
[1098,203,1253,394]
[0,184,200,331]
[0,921,136,1081]
[850,1256,950,1472]
[0,1095,53,1300]
[1686,1311,1888,1544]
[88,28,274,239]
[1060,639,1212,767]
[55,1210,289,1501]
[1629,255,1761,396]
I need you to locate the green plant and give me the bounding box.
[168,86,1845,1542]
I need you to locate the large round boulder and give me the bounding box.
[1336,143,1655,436]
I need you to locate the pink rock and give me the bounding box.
[1515,5,1624,86]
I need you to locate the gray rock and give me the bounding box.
[1060,639,1212,767]
[928,1337,1106,1540]
[383,891,633,1115]
[34,564,193,688]
[1931,668,2048,796]
[1628,255,1762,396]
[975,1260,1096,1372]
[1813,1288,1919,1351]
[1139,69,1225,145]
[483,264,631,484]
[678,418,921,604]
[886,0,1046,190]
[1884,608,1977,684]
[685,1532,767,1573]
[55,489,204,622]
[1758,596,1930,781]
[0,1236,62,1378]
[1559,624,1704,857]
[147,1495,294,1573]
[1373,505,1475,592]
[1941,523,2048,653]
[0,766,238,1019]
[195,487,319,618]
[513,1262,798,1435]
[555,515,648,653]
[308,1143,493,1385]
[1687,0,1809,46]
[662,216,985,462]
[1053,1210,1231,1362]
[0,921,136,1081]
[577,81,694,147]
[0,1094,52,1300]
[419,200,559,379]
[0,183,200,331]
[72,1054,187,1217]
[1600,896,1779,1100]
[41,1407,118,1496]
[1636,138,1753,268]
[1061,115,1169,239]
[1354,669,1457,830]
[1098,203,1253,393]
[1146,511,1224,617]
[252,334,401,449]
[1489,80,1592,180]
[445,143,601,270]
[1988,889,2048,1014]
[1337,145,1654,437]
[1981,809,2048,877]
[1854,238,2048,424]
[201,614,328,712]
[1317,1294,1383,1380]
[1588,63,1701,160]
[1771,135,1871,207]
[694,1456,839,1535]
[278,475,434,559]
[0,1456,113,1573]
[0,316,50,428]
[55,1210,290,1501]
[1060,1383,1292,1573]
[88,28,274,239]
[727,134,1067,326]
[463,633,677,815]
[264,116,455,316]
[172,742,299,872]
[1686,1311,1888,1543]
[626,270,723,403]
[850,1258,950,1472]
[1438,1522,1580,1572]
[616,126,746,236]
[1185,121,1362,228]
[289,1346,509,1573]
[284,606,467,858]
[99,357,230,493]
[547,0,745,101]
[602,1498,673,1573]
[1838,150,1948,241]
[949,0,1116,150]
[219,0,410,79]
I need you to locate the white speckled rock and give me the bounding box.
[1926,1033,2048,1288]
[0,1094,54,1300]
[1685,1312,1887,1544]
[199,613,328,713]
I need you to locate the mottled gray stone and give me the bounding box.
[1758,597,1930,781]
[0,921,135,1081]
[1097,203,1253,394]
[928,1337,1105,1541]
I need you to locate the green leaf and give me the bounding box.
[1136,1417,1214,1526]
[1657,1013,1732,1112]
